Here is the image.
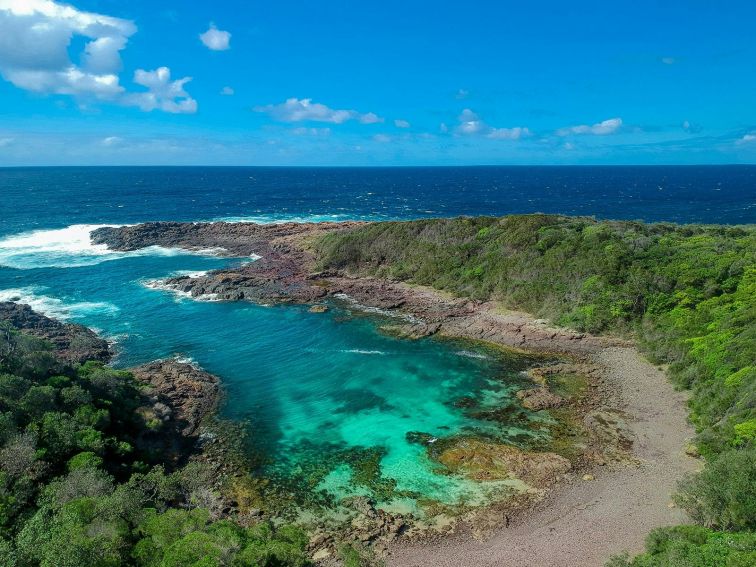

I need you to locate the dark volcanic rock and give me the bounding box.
[92,221,363,305]
[164,254,328,304]
[90,220,362,257]
[131,360,220,437]
[0,301,112,364]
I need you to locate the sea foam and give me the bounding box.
[0,287,119,321]
[0,225,226,270]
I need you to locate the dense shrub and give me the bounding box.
[607,525,756,566]
[674,448,756,531]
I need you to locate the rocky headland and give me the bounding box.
[0,301,112,364]
[0,300,221,467]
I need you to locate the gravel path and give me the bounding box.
[388,347,699,567]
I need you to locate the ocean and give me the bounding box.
[1,166,754,513]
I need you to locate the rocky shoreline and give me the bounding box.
[84,221,658,558]
[0,301,112,364]
[92,221,628,354]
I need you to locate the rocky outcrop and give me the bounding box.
[131,360,220,438]
[435,438,571,488]
[91,220,362,257]
[0,301,112,364]
[516,387,564,411]
[163,254,328,304]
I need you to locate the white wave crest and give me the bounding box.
[0,287,120,321]
[173,354,200,367]
[141,278,219,303]
[0,225,226,270]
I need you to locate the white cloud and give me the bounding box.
[220,86,234,95]
[661,56,676,65]
[556,117,622,136]
[373,134,392,143]
[394,119,410,128]
[254,98,384,124]
[736,133,756,145]
[455,109,530,140]
[101,136,122,146]
[0,0,195,113]
[291,127,331,136]
[487,126,530,140]
[199,23,231,51]
[0,137,14,147]
[439,123,449,133]
[127,67,197,114]
[455,88,469,99]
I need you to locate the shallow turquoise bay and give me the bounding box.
[0,230,549,514]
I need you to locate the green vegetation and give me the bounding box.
[607,526,756,567]
[0,323,310,566]
[315,214,756,564]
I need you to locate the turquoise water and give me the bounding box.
[0,229,542,512]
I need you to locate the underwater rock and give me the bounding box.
[0,301,112,364]
[308,304,329,313]
[435,438,571,488]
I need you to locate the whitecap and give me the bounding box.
[173,354,198,367]
[141,278,219,303]
[0,224,228,270]
[0,287,119,321]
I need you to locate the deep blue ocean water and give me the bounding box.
[1,166,754,514]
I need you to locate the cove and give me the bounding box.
[0,239,549,515]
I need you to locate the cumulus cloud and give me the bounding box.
[736,133,756,145]
[394,119,410,128]
[199,23,231,51]
[0,0,196,113]
[254,98,384,124]
[127,67,197,113]
[220,86,234,95]
[455,109,531,140]
[556,117,622,136]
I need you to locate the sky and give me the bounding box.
[1,0,755,166]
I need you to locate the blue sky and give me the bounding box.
[1,0,755,165]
